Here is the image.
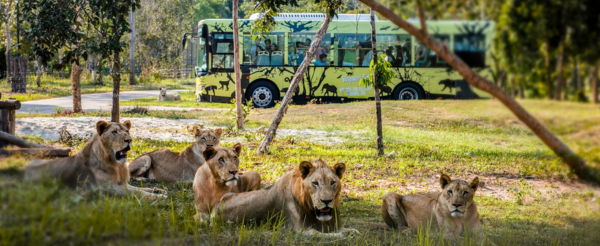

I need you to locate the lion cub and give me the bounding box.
[158,88,181,101]
[128,127,222,182]
[381,174,483,242]
[193,143,261,221]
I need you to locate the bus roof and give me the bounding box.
[248,13,377,22]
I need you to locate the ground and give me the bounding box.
[2,98,599,245]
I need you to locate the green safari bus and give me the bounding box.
[186,13,495,108]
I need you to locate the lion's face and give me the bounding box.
[193,128,222,150]
[203,144,242,186]
[299,160,345,222]
[96,120,133,164]
[160,88,167,96]
[440,174,479,217]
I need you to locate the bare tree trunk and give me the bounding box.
[59,48,63,78]
[498,67,506,89]
[36,57,41,87]
[360,0,598,183]
[258,15,333,154]
[518,82,524,99]
[593,63,599,104]
[129,8,136,85]
[510,77,515,98]
[71,61,82,113]
[370,8,384,156]
[4,0,13,80]
[111,52,121,123]
[555,39,565,101]
[233,0,244,130]
[544,40,553,99]
[92,55,98,85]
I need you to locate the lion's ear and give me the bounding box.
[469,177,479,192]
[333,163,346,179]
[96,121,109,135]
[440,173,452,189]
[299,161,314,179]
[232,143,242,156]
[213,128,223,137]
[203,147,217,160]
[123,120,132,130]
[193,126,201,136]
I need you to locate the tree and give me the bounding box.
[1,0,13,79]
[369,8,384,156]
[257,0,344,154]
[233,0,244,130]
[129,5,136,85]
[359,0,598,183]
[570,0,600,104]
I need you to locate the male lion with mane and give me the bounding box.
[128,127,222,182]
[193,143,261,221]
[211,160,359,237]
[381,174,483,243]
[24,121,165,200]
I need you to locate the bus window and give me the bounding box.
[334,34,372,67]
[212,38,234,69]
[454,34,485,67]
[244,33,284,66]
[414,35,449,67]
[377,34,411,67]
[288,33,331,66]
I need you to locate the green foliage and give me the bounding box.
[228,98,254,127]
[359,54,394,87]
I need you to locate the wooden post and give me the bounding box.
[9,57,27,93]
[0,100,21,135]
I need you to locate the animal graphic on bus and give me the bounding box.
[321,84,338,97]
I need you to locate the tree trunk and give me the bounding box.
[593,63,599,104]
[233,0,244,130]
[111,52,121,123]
[518,82,524,99]
[129,8,136,85]
[544,40,553,99]
[36,57,41,87]
[71,61,82,113]
[370,9,384,156]
[510,77,515,98]
[258,15,333,154]
[498,67,506,89]
[555,39,565,101]
[5,13,11,80]
[360,0,598,183]
[59,48,63,78]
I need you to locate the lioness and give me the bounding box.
[24,121,165,200]
[211,160,359,237]
[128,127,222,182]
[381,174,482,242]
[193,144,261,221]
[158,88,181,101]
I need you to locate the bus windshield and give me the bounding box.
[197,37,207,72]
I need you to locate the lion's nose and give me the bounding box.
[321,199,332,206]
[229,170,238,175]
[452,203,461,208]
[124,139,132,143]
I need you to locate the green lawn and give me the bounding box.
[3,99,600,245]
[120,91,233,109]
[0,75,195,102]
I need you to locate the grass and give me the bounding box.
[120,91,232,109]
[0,74,195,102]
[3,99,600,245]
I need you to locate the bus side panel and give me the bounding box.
[199,72,235,103]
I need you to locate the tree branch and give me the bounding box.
[416,0,427,36]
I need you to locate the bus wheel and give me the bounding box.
[394,83,423,100]
[248,82,278,108]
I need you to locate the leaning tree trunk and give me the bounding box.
[258,15,333,154]
[593,62,599,104]
[129,8,136,85]
[370,8,384,156]
[359,0,598,183]
[233,0,244,130]
[71,61,82,113]
[555,39,565,101]
[544,40,553,99]
[111,52,121,123]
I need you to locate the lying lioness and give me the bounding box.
[381,174,482,242]
[128,127,222,182]
[193,143,261,221]
[211,160,359,237]
[158,88,181,101]
[24,121,166,200]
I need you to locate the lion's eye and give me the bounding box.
[448,190,453,195]
[213,137,216,141]
[201,137,206,141]
[464,191,469,196]
[312,181,319,187]
[113,131,118,134]
[219,158,224,163]
[330,181,335,186]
